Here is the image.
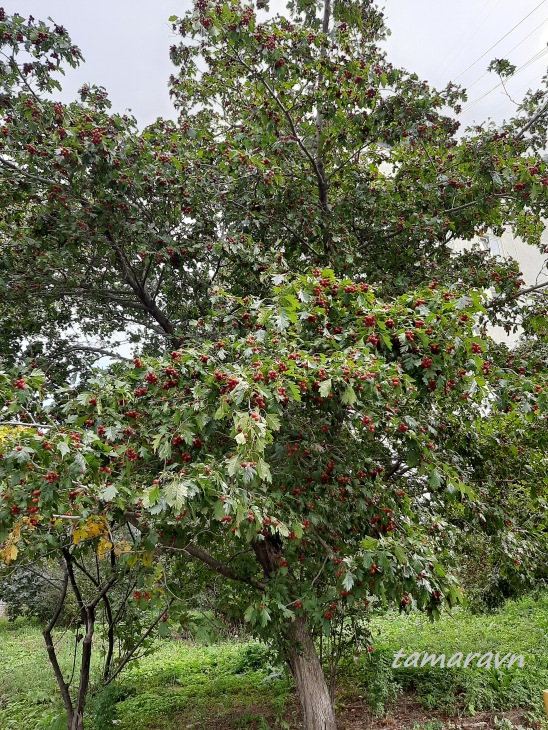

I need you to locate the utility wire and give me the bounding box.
[489,57,548,116]
[465,15,548,91]
[461,46,548,112]
[462,48,548,112]
[436,0,499,79]
[454,0,546,81]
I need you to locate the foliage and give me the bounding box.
[3,591,548,728]
[359,648,401,716]
[0,617,291,730]
[0,564,62,622]
[2,0,548,727]
[1,2,548,374]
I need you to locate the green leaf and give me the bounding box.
[361,536,378,550]
[287,381,301,402]
[393,545,407,564]
[227,454,241,476]
[266,413,281,431]
[259,606,271,627]
[273,310,290,331]
[244,604,255,623]
[342,572,355,591]
[256,457,272,483]
[215,403,228,420]
[319,379,332,397]
[213,500,226,520]
[341,385,356,404]
[429,468,442,490]
[100,484,118,502]
[57,442,70,457]
[147,486,161,505]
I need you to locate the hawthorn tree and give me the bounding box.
[2,2,548,729]
[3,272,548,730]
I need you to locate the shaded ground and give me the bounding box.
[176,692,539,730]
[338,695,537,730]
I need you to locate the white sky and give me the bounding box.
[3,0,548,128]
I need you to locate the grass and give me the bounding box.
[0,621,291,730]
[345,589,548,716]
[1,591,548,729]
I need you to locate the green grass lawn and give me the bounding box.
[0,622,291,730]
[1,591,548,729]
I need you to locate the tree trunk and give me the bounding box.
[69,711,84,730]
[285,616,337,730]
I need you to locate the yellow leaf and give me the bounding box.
[3,543,18,565]
[96,537,113,559]
[72,516,107,545]
[113,540,131,556]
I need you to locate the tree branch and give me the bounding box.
[0,157,58,187]
[105,600,174,685]
[487,278,548,308]
[227,51,328,213]
[58,345,132,362]
[43,566,74,720]
[106,231,180,347]
[514,95,548,140]
[125,512,265,589]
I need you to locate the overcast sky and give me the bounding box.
[3,0,548,128]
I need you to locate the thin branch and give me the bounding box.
[0,157,58,187]
[43,566,74,720]
[226,51,327,204]
[509,279,548,298]
[0,421,51,428]
[59,345,132,363]
[125,512,265,589]
[105,600,174,685]
[106,231,179,346]
[515,95,548,140]
[442,192,512,214]
[487,277,548,308]
[311,553,329,589]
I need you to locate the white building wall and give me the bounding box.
[452,229,548,346]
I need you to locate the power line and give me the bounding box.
[454,0,546,82]
[461,46,548,112]
[462,48,548,112]
[465,15,548,91]
[436,0,499,79]
[489,52,548,116]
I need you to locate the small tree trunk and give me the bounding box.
[285,616,337,730]
[69,712,84,730]
[71,607,94,729]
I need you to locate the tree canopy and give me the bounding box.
[1,2,548,729]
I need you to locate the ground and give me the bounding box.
[0,591,547,729]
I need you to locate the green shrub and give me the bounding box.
[89,683,136,730]
[0,565,78,625]
[360,648,401,715]
[232,642,272,674]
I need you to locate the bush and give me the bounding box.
[89,683,135,730]
[0,563,80,625]
[360,648,401,715]
[0,566,57,623]
[232,642,272,674]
